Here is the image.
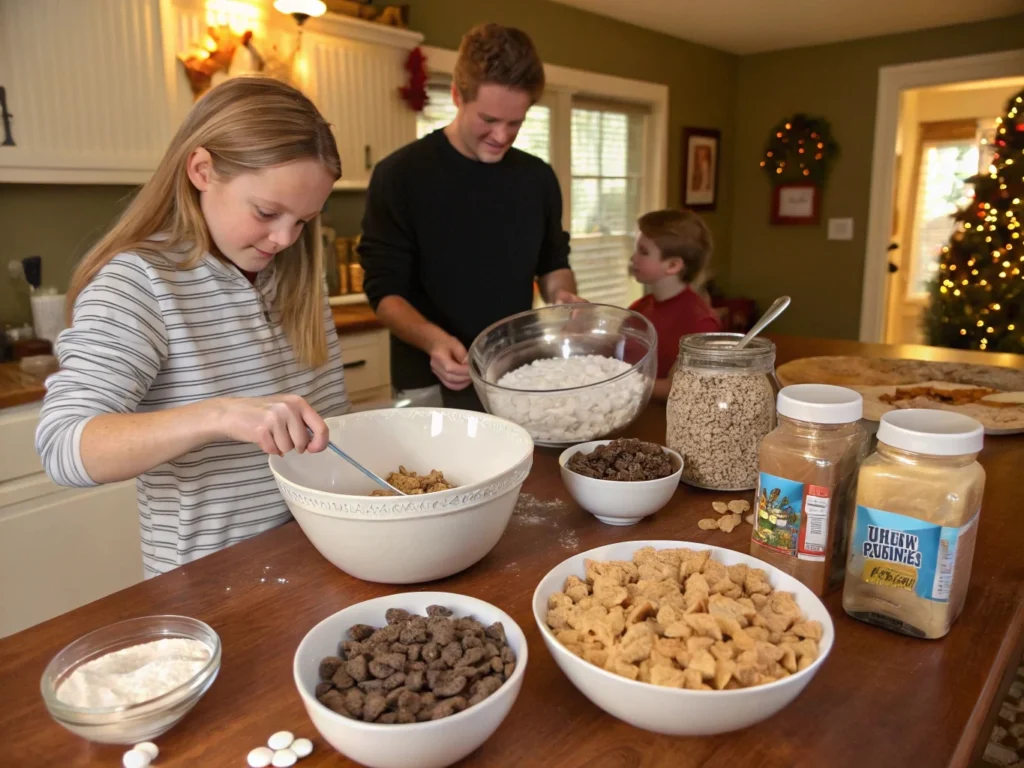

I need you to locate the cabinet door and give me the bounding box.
[0,480,142,638]
[0,0,172,183]
[304,32,416,188]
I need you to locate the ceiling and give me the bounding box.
[547,0,1024,54]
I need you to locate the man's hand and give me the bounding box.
[429,335,472,391]
[551,288,586,305]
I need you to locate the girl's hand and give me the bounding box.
[214,395,329,456]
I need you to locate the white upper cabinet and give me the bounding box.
[0,0,173,183]
[302,16,421,188]
[0,0,422,187]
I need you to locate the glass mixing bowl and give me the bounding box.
[40,615,221,744]
[468,304,657,447]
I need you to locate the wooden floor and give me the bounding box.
[980,657,1024,767]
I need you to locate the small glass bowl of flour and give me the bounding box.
[41,615,221,744]
[469,304,658,447]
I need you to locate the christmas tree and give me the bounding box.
[924,87,1024,353]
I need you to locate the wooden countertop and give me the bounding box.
[0,304,381,410]
[3,336,1023,767]
[0,361,49,410]
[332,302,381,335]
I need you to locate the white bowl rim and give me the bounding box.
[468,303,658,395]
[40,615,221,718]
[293,591,529,732]
[532,539,834,698]
[558,441,684,486]
[269,408,536,511]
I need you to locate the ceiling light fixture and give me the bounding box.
[273,0,326,25]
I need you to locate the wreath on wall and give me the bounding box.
[759,113,839,185]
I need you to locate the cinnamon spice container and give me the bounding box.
[750,384,868,596]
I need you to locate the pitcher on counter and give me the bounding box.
[35,77,350,577]
[359,23,582,411]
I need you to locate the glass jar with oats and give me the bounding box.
[842,409,985,640]
[666,333,778,491]
[751,385,869,597]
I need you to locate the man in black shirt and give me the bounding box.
[359,23,579,410]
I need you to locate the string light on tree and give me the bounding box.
[925,86,1024,353]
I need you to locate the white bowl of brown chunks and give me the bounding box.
[532,540,833,736]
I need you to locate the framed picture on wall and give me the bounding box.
[682,127,720,211]
[772,183,820,225]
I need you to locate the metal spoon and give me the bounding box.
[308,429,407,496]
[734,296,792,349]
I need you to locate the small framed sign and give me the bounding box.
[682,127,720,211]
[772,183,819,225]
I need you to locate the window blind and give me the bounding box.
[569,102,647,306]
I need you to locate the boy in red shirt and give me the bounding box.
[628,209,721,400]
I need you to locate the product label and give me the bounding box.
[752,472,830,562]
[851,505,978,603]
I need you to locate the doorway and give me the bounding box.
[884,78,1024,344]
[859,49,1024,344]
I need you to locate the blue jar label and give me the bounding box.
[851,505,977,602]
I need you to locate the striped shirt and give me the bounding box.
[36,249,349,576]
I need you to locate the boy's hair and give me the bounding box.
[453,23,545,104]
[637,209,713,283]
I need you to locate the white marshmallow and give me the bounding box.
[247,747,274,768]
[271,749,298,768]
[267,731,294,751]
[492,355,645,442]
[133,743,159,761]
[122,749,151,768]
[290,738,313,758]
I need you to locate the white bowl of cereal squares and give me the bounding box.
[468,304,658,447]
[269,408,534,583]
[558,439,683,525]
[531,540,834,736]
[293,592,527,768]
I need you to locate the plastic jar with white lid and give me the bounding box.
[842,409,985,639]
[751,384,869,596]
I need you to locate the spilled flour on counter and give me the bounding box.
[512,493,567,526]
[559,530,580,551]
[56,638,212,708]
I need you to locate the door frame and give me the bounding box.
[858,48,1024,343]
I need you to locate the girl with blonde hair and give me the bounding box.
[36,76,350,576]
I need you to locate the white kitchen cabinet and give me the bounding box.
[0,0,421,186]
[340,328,391,404]
[0,0,173,183]
[0,404,141,638]
[303,17,421,189]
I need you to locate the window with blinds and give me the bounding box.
[415,79,551,163]
[569,101,647,307]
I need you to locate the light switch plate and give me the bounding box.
[827,218,854,241]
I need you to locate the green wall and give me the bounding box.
[728,14,1024,339]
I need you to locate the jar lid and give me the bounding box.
[876,409,984,456]
[777,384,863,424]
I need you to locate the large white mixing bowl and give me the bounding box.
[270,408,534,583]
